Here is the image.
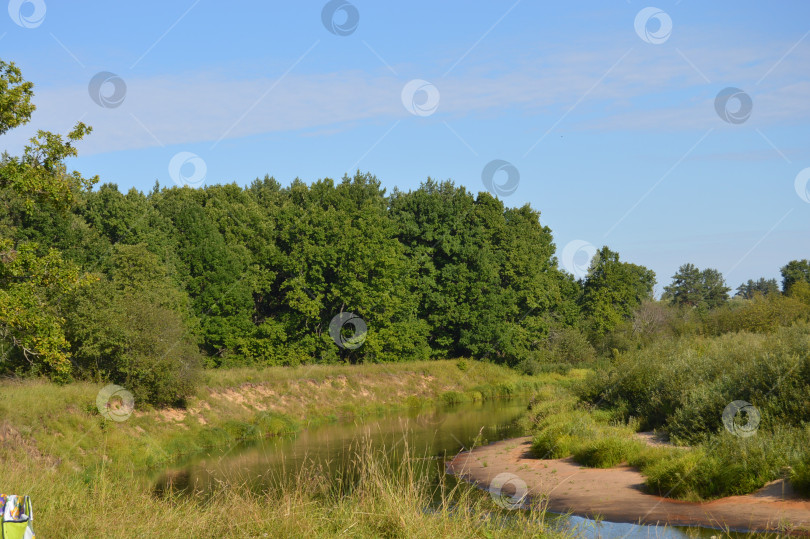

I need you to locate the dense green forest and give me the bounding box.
[2,59,810,408]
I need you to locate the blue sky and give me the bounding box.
[2,0,810,294]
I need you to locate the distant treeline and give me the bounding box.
[4,171,810,400]
[2,57,809,406]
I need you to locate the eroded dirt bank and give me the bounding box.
[448,436,810,535]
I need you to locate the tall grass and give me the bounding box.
[0,359,576,536]
[2,436,571,538]
[0,359,544,471]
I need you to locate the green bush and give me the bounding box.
[516,359,571,375]
[525,322,810,501]
[439,391,463,405]
[792,453,810,496]
[515,358,542,376]
[644,430,802,500]
[547,327,596,364]
[530,409,598,459]
[64,247,203,407]
[573,435,641,468]
[578,324,810,439]
[254,411,298,437]
[643,449,708,500]
[706,294,809,335]
[789,281,810,305]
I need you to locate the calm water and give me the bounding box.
[153,399,752,538]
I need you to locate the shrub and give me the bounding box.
[547,327,596,364]
[573,435,641,468]
[644,430,802,500]
[601,301,681,353]
[792,453,810,496]
[789,280,810,305]
[578,324,810,438]
[65,278,202,407]
[643,449,708,500]
[515,359,543,376]
[530,409,597,459]
[106,294,202,407]
[439,391,463,405]
[706,294,809,335]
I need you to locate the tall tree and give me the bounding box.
[0,58,97,380]
[155,188,256,363]
[781,260,810,294]
[390,179,571,365]
[735,278,780,299]
[664,263,730,309]
[580,246,656,337]
[662,263,702,306]
[700,268,731,309]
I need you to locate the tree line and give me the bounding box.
[2,58,809,406]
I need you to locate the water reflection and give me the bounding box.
[153,399,759,538]
[154,398,528,498]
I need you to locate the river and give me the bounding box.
[153,398,745,538]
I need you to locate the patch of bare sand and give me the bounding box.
[447,437,810,535]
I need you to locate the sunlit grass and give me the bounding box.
[3,434,572,538]
[0,359,548,472]
[528,323,810,501]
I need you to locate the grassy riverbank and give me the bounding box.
[527,322,810,501]
[5,437,572,538]
[1,359,546,470]
[1,359,574,537]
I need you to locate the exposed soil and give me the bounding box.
[447,436,810,535]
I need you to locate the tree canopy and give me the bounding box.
[580,246,656,337]
[736,277,780,299]
[781,260,810,294]
[663,263,730,310]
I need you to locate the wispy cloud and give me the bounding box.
[3,34,808,156]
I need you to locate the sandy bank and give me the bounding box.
[448,436,810,534]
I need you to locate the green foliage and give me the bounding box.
[791,452,810,496]
[547,326,596,363]
[2,122,98,213]
[705,293,809,335]
[573,435,641,468]
[527,352,810,500]
[602,300,679,352]
[663,263,730,310]
[389,179,573,365]
[0,60,34,135]
[64,244,202,406]
[782,259,810,294]
[0,60,97,381]
[580,246,655,338]
[644,429,804,500]
[439,390,464,405]
[579,325,810,442]
[735,277,779,298]
[0,240,89,380]
[789,280,810,305]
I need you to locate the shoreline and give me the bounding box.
[447,436,810,535]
